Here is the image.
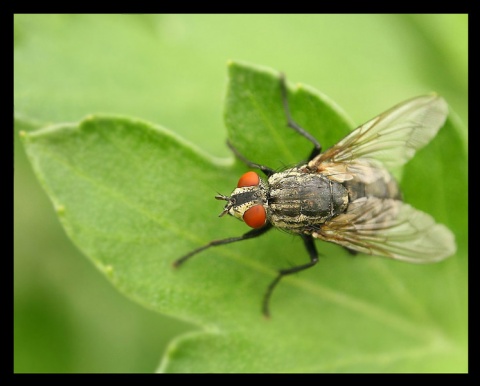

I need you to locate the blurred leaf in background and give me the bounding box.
[14,14,467,373]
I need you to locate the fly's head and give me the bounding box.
[215,171,268,229]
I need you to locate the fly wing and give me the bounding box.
[309,95,448,182]
[312,197,456,262]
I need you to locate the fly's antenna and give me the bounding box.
[215,194,232,217]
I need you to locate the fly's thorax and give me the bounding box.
[266,168,349,233]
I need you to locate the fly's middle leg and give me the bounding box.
[262,235,319,318]
[279,73,322,161]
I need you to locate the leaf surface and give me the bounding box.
[22,62,467,372]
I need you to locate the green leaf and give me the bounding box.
[21,62,467,372]
[225,61,354,169]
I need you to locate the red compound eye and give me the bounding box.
[243,205,267,229]
[237,171,259,188]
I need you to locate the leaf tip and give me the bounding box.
[103,264,114,278]
[79,114,98,129]
[55,204,66,216]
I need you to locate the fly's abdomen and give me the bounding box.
[267,169,348,233]
[344,169,402,202]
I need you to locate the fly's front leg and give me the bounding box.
[227,140,275,177]
[262,235,319,318]
[173,223,273,268]
[279,74,322,161]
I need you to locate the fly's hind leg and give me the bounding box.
[344,247,359,256]
[279,74,322,161]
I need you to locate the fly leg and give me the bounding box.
[173,223,273,267]
[262,235,319,318]
[344,247,359,256]
[227,140,275,177]
[279,73,322,161]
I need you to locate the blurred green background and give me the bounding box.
[14,14,467,373]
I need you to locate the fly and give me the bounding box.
[173,74,456,317]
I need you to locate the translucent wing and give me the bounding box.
[312,197,456,262]
[309,95,448,182]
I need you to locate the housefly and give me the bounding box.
[173,74,456,317]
